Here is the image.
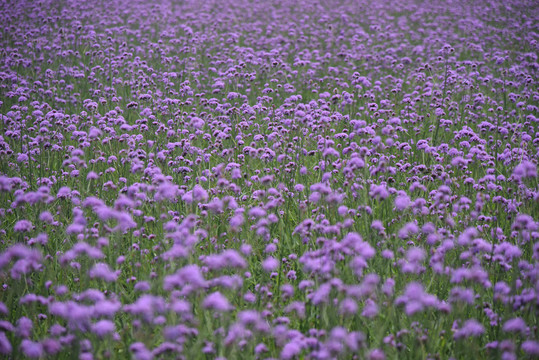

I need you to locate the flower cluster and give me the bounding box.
[0,0,537,359]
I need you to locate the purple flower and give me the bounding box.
[39,211,54,223]
[163,265,207,292]
[57,186,72,199]
[395,282,439,315]
[88,263,119,282]
[49,324,66,336]
[368,349,386,360]
[255,343,268,354]
[192,185,208,202]
[262,257,279,272]
[134,281,151,292]
[91,320,115,337]
[230,213,244,230]
[0,332,12,355]
[14,220,33,232]
[394,194,410,211]
[454,319,485,339]
[371,220,385,232]
[339,298,358,315]
[398,222,419,239]
[202,292,233,312]
[248,207,266,218]
[204,250,247,271]
[87,171,99,180]
[449,287,475,305]
[502,317,527,334]
[17,153,29,163]
[281,340,303,359]
[16,317,33,338]
[130,342,153,360]
[20,340,43,358]
[522,340,539,356]
[512,161,536,179]
[369,184,389,200]
[42,338,61,355]
[361,299,379,318]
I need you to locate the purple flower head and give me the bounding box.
[394,194,411,211]
[88,263,119,282]
[262,257,279,272]
[502,317,527,334]
[230,213,244,230]
[339,298,358,315]
[0,332,12,355]
[512,161,536,179]
[163,264,207,293]
[204,250,247,271]
[130,342,153,360]
[368,349,386,360]
[15,317,33,338]
[42,338,61,355]
[202,292,233,312]
[395,282,439,315]
[453,319,485,339]
[192,185,209,202]
[91,320,115,337]
[281,340,303,360]
[20,340,43,358]
[369,184,389,200]
[371,220,385,232]
[522,340,539,356]
[361,299,379,318]
[14,220,33,232]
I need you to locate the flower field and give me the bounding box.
[0,0,538,359]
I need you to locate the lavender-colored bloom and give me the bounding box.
[134,281,151,292]
[15,317,33,338]
[49,324,66,337]
[371,220,385,232]
[281,340,302,360]
[202,292,233,312]
[512,161,536,178]
[163,264,207,292]
[88,263,119,282]
[204,250,247,270]
[192,185,209,202]
[454,319,485,339]
[449,287,475,305]
[20,340,43,358]
[248,207,267,218]
[262,257,279,272]
[395,282,439,315]
[230,213,244,230]
[361,299,379,318]
[42,338,61,355]
[39,211,54,223]
[255,343,268,354]
[0,332,11,355]
[502,317,527,334]
[394,194,410,211]
[14,220,33,232]
[130,342,153,360]
[91,320,115,337]
[521,340,539,356]
[368,349,386,360]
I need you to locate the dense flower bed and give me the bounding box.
[0,0,538,359]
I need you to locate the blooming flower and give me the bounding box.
[202,292,233,312]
